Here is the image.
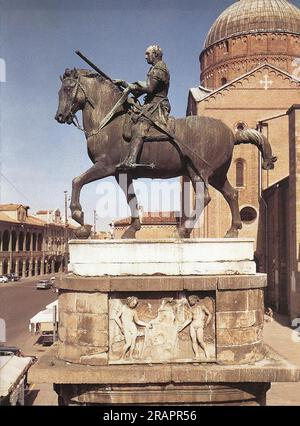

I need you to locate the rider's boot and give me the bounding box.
[117,137,144,171]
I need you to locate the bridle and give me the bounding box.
[62,75,95,133]
[62,73,129,138]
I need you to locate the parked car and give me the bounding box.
[41,331,54,346]
[0,275,8,283]
[36,280,52,290]
[6,273,21,282]
[0,345,22,356]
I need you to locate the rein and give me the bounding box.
[68,75,127,138]
[63,76,101,138]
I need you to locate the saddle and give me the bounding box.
[123,113,176,142]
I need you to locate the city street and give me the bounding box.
[265,315,300,405]
[0,275,57,354]
[0,274,59,405]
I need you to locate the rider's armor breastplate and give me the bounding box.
[144,61,170,105]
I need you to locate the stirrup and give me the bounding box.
[116,161,136,171]
[116,161,155,171]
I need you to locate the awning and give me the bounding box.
[29,300,58,332]
[0,355,32,398]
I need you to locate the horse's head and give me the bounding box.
[55,68,87,124]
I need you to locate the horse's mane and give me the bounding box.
[62,67,121,96]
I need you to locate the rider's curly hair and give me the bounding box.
[147,45,163,59]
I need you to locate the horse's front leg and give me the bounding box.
[70,163,115,227]
[70,178,84,226]
[70,175,86,226]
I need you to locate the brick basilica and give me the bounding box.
[185,0,300,319]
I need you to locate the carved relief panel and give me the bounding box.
[109,292,216,364]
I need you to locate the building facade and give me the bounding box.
[112,211,180,240]
[0,204,75,278]
[185,0,300,318]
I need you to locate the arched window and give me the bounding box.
[224,40,229,53]
[37,234,43,251]
[11,231,17,252]
[19,232,24,251]
[2,230,10,251]
[236,159,245,188]
[32,233,37,251]
[25,233,31,251]
[221,77,227,86]
[2,259,8,274]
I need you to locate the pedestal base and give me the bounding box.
[29,344,298,406]
[34,239,298,405]
[54,383,270,406]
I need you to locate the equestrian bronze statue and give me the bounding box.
[55,48,277,239]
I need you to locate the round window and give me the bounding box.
[235,121,248,132]
[240,206,257,224]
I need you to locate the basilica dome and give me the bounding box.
[200,0,300,89]
[205,0,300,49]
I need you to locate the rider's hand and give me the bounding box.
[113,79,127,88]
[128,83,139,91]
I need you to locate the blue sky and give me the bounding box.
[1,0,299,229]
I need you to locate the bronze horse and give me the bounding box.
[55,68,276,239]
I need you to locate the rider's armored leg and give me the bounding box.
[117,121,148,170]
[125,137,144,165]
[116,137,144,170]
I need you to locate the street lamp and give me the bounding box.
[93,210,98,237]
[64,190,68,226]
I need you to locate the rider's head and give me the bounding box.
[145,45,163,64]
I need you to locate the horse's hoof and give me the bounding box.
[178,227,191,239]
[72,210,84,225]
[121,227,137,239]
[74,225,92,239]
[225,229,239,238]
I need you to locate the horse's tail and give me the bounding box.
[234,128,277,170]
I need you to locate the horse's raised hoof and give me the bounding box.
[74,224,92,239]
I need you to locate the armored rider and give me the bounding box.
[115,45,170,170]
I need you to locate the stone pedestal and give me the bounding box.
[68,238,256,276]
[28,239,299,405]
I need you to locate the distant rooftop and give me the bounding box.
[0,204,29,211]
[113,211,180,227]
